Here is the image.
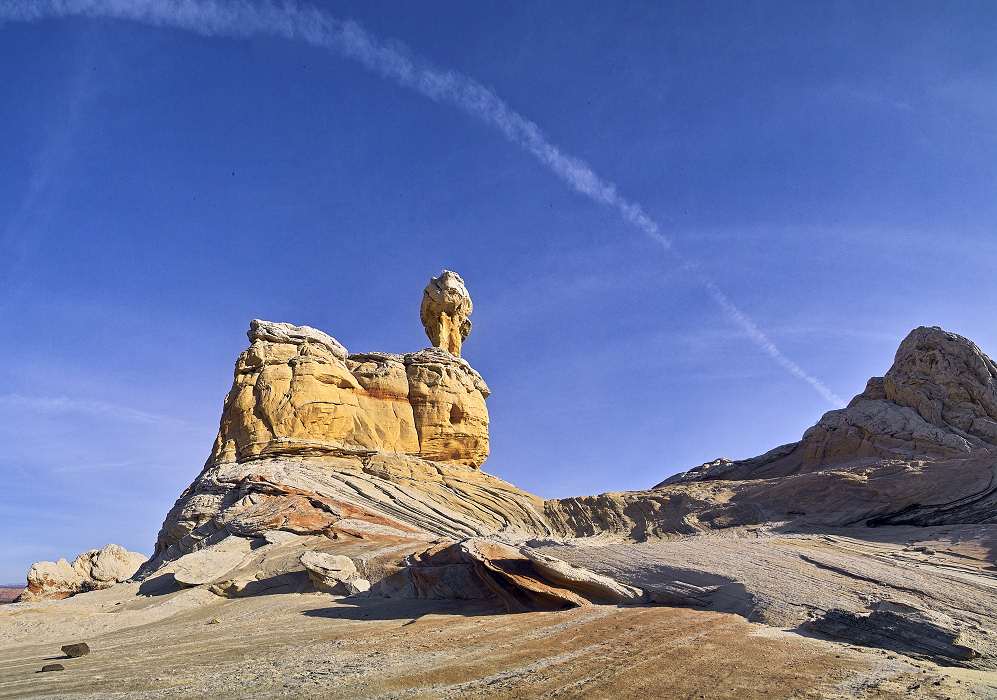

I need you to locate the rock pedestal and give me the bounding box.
[211,320,489,468]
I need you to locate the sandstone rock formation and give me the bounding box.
[546,326,997,541]
[360,538,643,612]
[420,270,472,356]
[18,545,146,602]
[148,292,535,569]
[299,551,369,595]
[11,258,997,692]
[658,326,997,485]
[211,320,489,468]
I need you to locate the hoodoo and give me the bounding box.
[151,271,547,569]
[420,269,473,356]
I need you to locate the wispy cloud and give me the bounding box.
[0,0,843,406]
[0,393,185,426]
[0,27,97,311]
[695,279,844,405]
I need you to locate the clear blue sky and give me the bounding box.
[1,1,995,582]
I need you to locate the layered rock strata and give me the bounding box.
[660,326,997,483]
[150,306,538,567]
[214,319,489,468]
[547,326,997,540]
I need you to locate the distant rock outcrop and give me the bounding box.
[547,326,997,538]
[17,544,146,602]
[658,326,997,485]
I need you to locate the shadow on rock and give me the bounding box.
[302,597,501,621]
[137,573,183,598]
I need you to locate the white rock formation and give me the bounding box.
[18,544,146,601]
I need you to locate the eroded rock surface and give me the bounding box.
[370,538,643,612]
[659,326,997,485]
[548,326,997,541]
[804,601,982,665]
[151,453,549,566]
[212,320,489,468]
[537,525,997,670]
[17,545,146,602]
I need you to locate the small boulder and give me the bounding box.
[300,551,359,594]
[61,642,90,658]
[40,664,65,672]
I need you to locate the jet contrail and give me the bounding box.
[0,0,844,406]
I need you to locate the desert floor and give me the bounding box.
[1,579,994,700]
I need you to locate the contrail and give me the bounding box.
[0,0,844,406]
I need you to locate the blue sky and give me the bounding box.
[1,1,995,582]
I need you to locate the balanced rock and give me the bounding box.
[18,544,146,602]
[420,270,473,356]
[147,276,535,566]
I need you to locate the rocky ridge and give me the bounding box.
[549,326,997,538]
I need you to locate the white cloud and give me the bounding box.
[0,393,184,426]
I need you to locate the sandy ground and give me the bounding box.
[0,582,993,700]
